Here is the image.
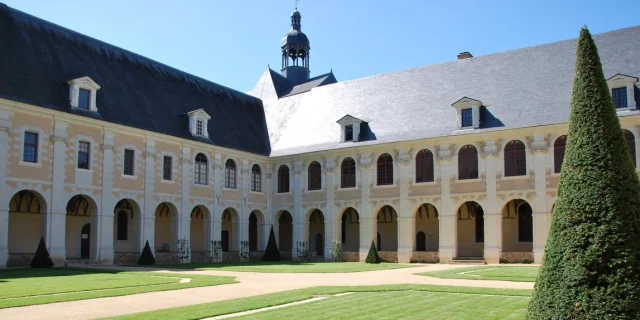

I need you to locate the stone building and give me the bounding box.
[0,4,638,267]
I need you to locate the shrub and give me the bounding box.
[137,240,156,265]
[525,28,640,319]
[31,236,54,268]
[262,226,280,261]
[365,241,381,264]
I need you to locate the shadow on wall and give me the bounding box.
[480,106,505,129]
[359,122,377,142]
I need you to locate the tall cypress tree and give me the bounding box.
[526,28,640,319]
[262,226,281,261]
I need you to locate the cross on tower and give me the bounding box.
[295,0,299,10]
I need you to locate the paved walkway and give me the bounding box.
[0,264,535,320]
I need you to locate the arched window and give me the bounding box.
[251,164,261,192]
[278,165,290,193]
[116,211,128,240]
[458,145,478,180]
[225,159,236,189]
[624,130,636,167]
[415,149,434,183]
[308,161,322,191]
[504,140,527,176]
[377,153,393,185]
[475,208,484,243]
[194,153,208,185]
[341,157,356,188]
[416,231,426,251]
[518,203,533,242]
[554,135,567,173]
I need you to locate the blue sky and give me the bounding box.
[4,0,639,92]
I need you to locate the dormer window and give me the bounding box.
[336,115,363,143]
[607,74,638,110]
[187,109,211,138]
[67,76,101,112]
[452,97,482,130]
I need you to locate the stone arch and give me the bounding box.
[65,194,98,260]
[339,207,360,253]
[307,209,325,257]
[414,203,439,252]
[113,198,142,263]
[8,190,47,266]
[190,205,211,257]
[221,207,239,252]
[249,210,265,254]
[154,202,178,253]
[376,205,398,252]
[276,210,293,259]
[456,201,484,258]
[501,199,533,258]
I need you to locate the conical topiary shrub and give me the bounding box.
[525,28,640,319]
[137,240,155,265]
[31,236,54,268]
[365,241,381,264]
[262,226,280,261]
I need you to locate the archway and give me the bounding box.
[65,195,98,260]
[154,202,178,253]
[456,201,484,258]
[249,210,265,256]
[376,205,398,252]
[8,190,47,266]
[113,199,141,264]
[308,209,324,257]
[277,210,293,259]
[221,208,239,252]
[340,207,360,255]
[415,203,439,254]
[190,205,210,262]
[501,199,533,262]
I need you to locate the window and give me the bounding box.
[554,135,567,173]
[518,203,533,242]
[23,132,38,163]
[377,153,393,185]
[461,108,473,127]
[163,156,172,181]
[612,87,627,109]
[78,88,91,110]
[345,125,353,141]
[123,149,135,176]
[504,140,527,176]
[225,159,236,189]
[416,232,426,251]
[475,208,484,242]
[116,211,128,240]
[194,153,208,185]
[308,161,322,190]
[415,149,434,182]
[77,141,90,169]
[624,130,636,167]
[196,120,204,136]
[251,164,262,192]
[458,145,478,179]
[341,157,356,188]
[278,165,290,193]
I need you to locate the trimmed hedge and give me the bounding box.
[138,240,156,265]
[31,236,54,268]
[262,226,281,261]
[365,241,381,264]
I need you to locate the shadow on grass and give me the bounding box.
[0,267,149,280]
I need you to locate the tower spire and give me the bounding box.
[280,7,310,85]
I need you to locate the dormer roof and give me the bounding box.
[186,108,211,120]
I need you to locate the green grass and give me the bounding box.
[146,261,414,273]
[0,267,236,308]
[419,266,539,282]
[106,285,532,320]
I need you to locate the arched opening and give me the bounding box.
[249,210,265,258]
[308,209,325,257]
[66,195,97,260]
[154,202,178,254]
[113,199,141,264]
[416,232,426,251]
[8,190,47,267]
[341,157,356,188]
[376,205,398,260]
[554,135,567,173]
[221,208,239,253]
[190,205,211,263]
[456,201,484,258]
[277,210,293,259]
[458,145,479,180]
[414,203,439,261]
[501,199,533,262]
[340,207,360,259]
[504,140,527,176]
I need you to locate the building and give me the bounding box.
[0,3,638,267]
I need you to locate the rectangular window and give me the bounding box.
[123,149,135,176]
[23,132,38,163]
[163,156,172,181]
[461,108,473,127]
[77,141,90,169]
[196,120,204,136]
[345,125,353,141]
[612,87,627,109]
[78,88,91,110]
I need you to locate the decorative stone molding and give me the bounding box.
[359,163,372,169]
[293,170,303,176]
[482,140,498,158]
[67,76,101,112]
[265,173,272,179]
[397,159,412,167]
[50,135,67,143]
[0,126,12,134]
[324,167,335,173]
[213,164,223,170]
[100,143,115,151]
[181,157,193,164]
[143,151,155,158]
[451,97,482,129]
[531,136,548,154]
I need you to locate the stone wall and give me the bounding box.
[378,251,397,263]
[222,251,240,262]
[7,253,33,267]
[191,251,211,263]
[410,251,439,263]
[155,252,180,264]
[280,251,292,260]
[114,252,138,265]
[249,251,264,260]
[341,251,359,262]
[500,252,534,263]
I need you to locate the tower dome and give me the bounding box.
[280,9,310,86]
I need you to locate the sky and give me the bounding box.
[4,0,639,92]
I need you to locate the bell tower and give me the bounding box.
[281,9,310,86]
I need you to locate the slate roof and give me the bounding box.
[0,3,270,155]
[253,25,640,157]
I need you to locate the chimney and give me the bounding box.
[457,52,473,60]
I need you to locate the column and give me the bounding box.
[532,136,549,263]
[292,160,304,260]
[323,157,336,261]
[211,153,222,261]
[239,158,250,260]
[483,140,500,264]
[48,121,68,265]
[437,145,455,263]
[397,149,413,263]
[264,172,273,249]
[178,147,192,261]
[358,153,373,262]
[0,120,11,267]
[141,138,156,255]
[98,131,116,264]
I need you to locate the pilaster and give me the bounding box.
[323,157,336,261]
[212,154,222,252]
[177,147,192,260]
[49,121,68,264]
[239,158,250,260]
[0,121,11,267]
[358,153,373,261]
[141,139,156,257]
[482,140,500,264]
[98,131,116,264]
[292,160,304,260]
[531,136,549,263]
[437,144,455,262]
[396,149,413,263]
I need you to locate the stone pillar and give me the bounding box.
[292,160,304,260]
[323,157,336,261]
[483,140,500,264]
[212,154,223,260]
[358,153,373,261]
[98,131,116,264]
[397,149,413,263]
[177,147,192,261]
[239,158,250,260]
[264,172,273,249]
[437,145,455,262]
[49,121,68,265]
[0,119,11,267]
[141,139,156,256]
[532,136,549,263]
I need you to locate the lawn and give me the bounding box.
[107,284,532,320]
[0,268,236,308]
[419,266,539,282]
[149,261,415,273]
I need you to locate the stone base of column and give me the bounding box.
[358,246,369,262]
[98,248,114,264]
[533,247,545,264]
[50,247,66,266]
[397,247,412,263]
[484,247,500,264]
[0,249,7,268]
[438,247,453,263]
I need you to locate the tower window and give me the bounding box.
[345,125,353,141]
[461,108,473,127]
[612,87,627,109]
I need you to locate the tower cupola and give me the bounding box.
[281,9,310,86]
